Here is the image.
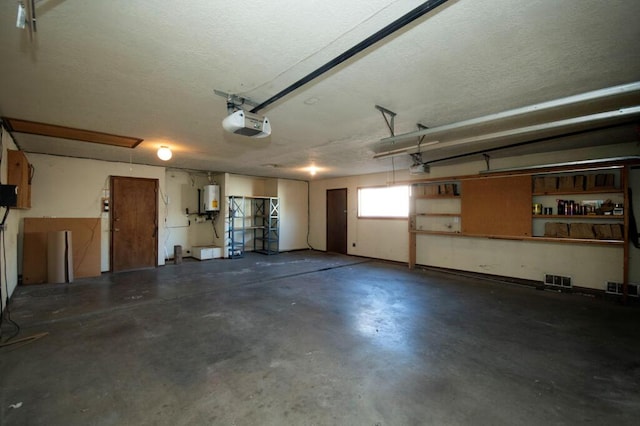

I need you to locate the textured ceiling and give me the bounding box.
[1,0,639,180]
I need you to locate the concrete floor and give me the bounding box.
[1,250,639,425]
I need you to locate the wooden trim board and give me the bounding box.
[2,117,143,148]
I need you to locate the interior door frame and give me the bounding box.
[110,176,159,272]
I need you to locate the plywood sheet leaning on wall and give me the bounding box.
[23,218,101,285]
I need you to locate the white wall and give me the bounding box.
[417,235,624,287]
[309,141,640,289]
[277,179,310,251]
[227,174,272,197]
[25,154,166,271]
[0,128,21,308]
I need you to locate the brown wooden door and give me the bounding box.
[326,188,347,254]
[110,176,158,272]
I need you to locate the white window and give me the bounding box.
[358,185,409,218]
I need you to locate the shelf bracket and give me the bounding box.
[375,105,397,137]
[483,153,491,171]
[416,123,428,145]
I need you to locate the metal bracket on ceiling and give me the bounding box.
[416,123,429,150]
[214,89,259,114]
[375,105,397,137]
[410,124,430,166]
[483,153,491,171]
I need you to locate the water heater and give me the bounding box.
[202,185,220,212]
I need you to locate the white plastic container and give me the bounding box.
[192,245,222,260]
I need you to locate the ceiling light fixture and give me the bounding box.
[157,146,172,161]
[298,164,324,176]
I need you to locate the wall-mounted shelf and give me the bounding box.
[533,190,624,196]
[414,195,461,199]
[529,236,624,245]
[410,230,624,245]
[409,182,462,264]
[407,158,635,297]
[531,169,626,244]
[532,215,623,220]
[417,213,461,217]
[411,230,462,236]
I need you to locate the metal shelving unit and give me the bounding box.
[227,196,279,258]
[253,197,279,255]
[227,196,246,258]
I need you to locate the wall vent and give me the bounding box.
[544,274,572,288]
[606,281,639,297]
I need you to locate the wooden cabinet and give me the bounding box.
[6,149,32,209]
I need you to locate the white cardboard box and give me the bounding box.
[192,245,222,260]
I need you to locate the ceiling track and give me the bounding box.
[250,0,450,113]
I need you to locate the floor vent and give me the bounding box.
[606,281,639,297]
[544,274,572,289]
